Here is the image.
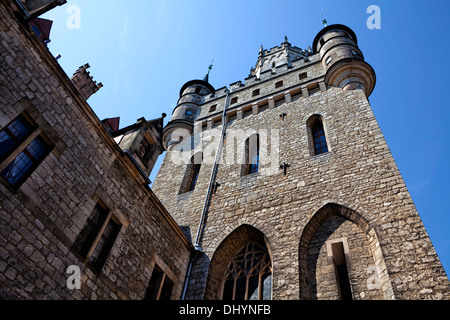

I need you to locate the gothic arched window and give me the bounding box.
[221,241,272,300]
[307,115,329,156]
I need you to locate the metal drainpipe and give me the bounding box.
[181,89,231,300]
[13,0,30,18]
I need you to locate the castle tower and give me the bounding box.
[162,72,215,151]
[152,25,449,300]
[313,24,376,96]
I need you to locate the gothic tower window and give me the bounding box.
[221,241,272,300]
[312,121,328,155]
[243,134,259,175]
[179,152,202,193]
[188,162,201,192]
[307,115,329,156]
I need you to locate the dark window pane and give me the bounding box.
[222,279,234,300]
[248,275,259,300]
[1,152,33,185]
[0,131,16,159]
[73,204,108,258]
[188,163,201,191]
[0,136,50,188]
[26,137,47,160]
[0,115,33,160]
[8,117,32,140]
[312,121,328,155]
[234,278,246,300]
[159,278,174,300]
[89,218,121,273]
[144,267,164,300]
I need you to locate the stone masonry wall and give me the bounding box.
[0,2,191,300]
[153,69,450,299]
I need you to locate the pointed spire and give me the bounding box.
[203,59,214,83]
[321,14,328,27]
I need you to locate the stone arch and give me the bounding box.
[204,224,272,300]
[298,203,394,300]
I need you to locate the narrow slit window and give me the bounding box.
[180,153,203,193]
[244,134,260,175]
[331,242,352,300]
[188,162,201,192]
[312,121,328,155]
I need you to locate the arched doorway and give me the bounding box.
[298,203,394,300]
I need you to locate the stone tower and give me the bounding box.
[152,24,449,300]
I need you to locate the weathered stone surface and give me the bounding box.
[0,2,191,300]
[152,27,450,300]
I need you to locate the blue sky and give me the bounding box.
[42,0,450,276]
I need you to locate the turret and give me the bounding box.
[313,24,376,97]
[163,73,215,150]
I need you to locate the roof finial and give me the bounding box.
[284,35,288,43]
[207,59,214,76]
[203,59,214,83]
[321,14,328,27]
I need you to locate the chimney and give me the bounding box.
[71,63,103,100]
